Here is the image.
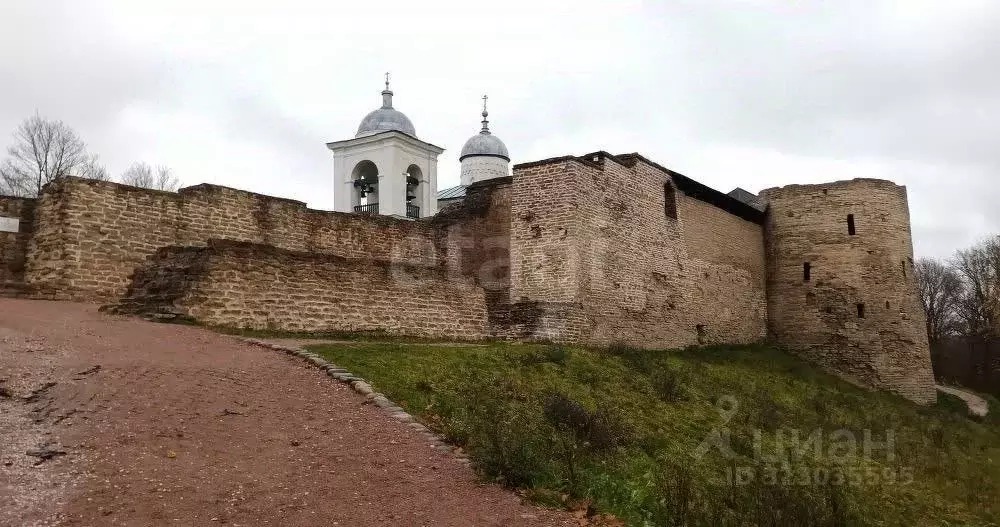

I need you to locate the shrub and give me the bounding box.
[607,342,654,373]
[651,365,691,402]
[755,396,784,432]
[520,345,571,366]
[543,393,629,451]
[651,459,858,527]
[543,393,630,492]
[457,374,553,488]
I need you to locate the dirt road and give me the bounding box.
[0,299,572,526]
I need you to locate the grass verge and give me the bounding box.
[308,341,1000,526]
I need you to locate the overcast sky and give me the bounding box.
[1,0,997,259]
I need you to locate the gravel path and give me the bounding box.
[0,299,573,526]
[936,384,990,417]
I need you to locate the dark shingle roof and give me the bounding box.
[727,187,767,212]
[436,185,467,200]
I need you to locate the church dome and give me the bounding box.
[458,104,509,161]
[356,80,416,138]
[460,132,509,161]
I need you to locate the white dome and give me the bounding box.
[458,105,508,161]
[459,131,509,161]
[355,88,416,138]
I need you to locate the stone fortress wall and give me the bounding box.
[118,240,491,339]
[510,153,767,349]
[18,177,445,301]
[0,195,36,291]
[761,179,935,403]
[0,155,936,403]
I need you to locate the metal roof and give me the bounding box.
[727,187,767,212]
[436,185,467,200]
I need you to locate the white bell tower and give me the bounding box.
[327,74,444,219]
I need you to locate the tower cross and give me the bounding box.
[385,72,390,90]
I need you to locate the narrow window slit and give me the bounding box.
[803,262,811,282]
[856,303,865,318]
[847,214,856,235]
[664,183,677,220]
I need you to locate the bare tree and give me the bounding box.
[951,238,1000,339]
[119,162,180,191]
[79,153,112,182]
[0,113,102,196]
[914,257,963,346]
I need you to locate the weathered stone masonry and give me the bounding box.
[21,178,444,301]
[0,154,937,403]
[761,179,935,403]
[510,153,767,349]
[0,195,36,292]
[118,240,490,339]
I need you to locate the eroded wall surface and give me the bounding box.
[103,177,566,341]
[510,154,768,349]
[116,240,489,339]
[761,179,935,403]
[23,178,442,300]
[0,195,36,289]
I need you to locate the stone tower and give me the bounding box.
[761,179,935,403]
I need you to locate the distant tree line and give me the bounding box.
[0,113,180,197]
[915,237,1000,396]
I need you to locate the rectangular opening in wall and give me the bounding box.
[803,262,811,282]
[857,303,865,318]
[664,183,678,220]
[885,301,891,309]
[847,214,856,235]
[901,260,907,278]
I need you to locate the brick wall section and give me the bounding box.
[574,155,766,348]
[679,194,766,286]
[761,179,935,403]
[108,176,586,342]
[509,159,584,304]
[509,154,767,348]
[116,240,489,340]
[0,195,37,290]
[23,177,443,301]
[434,178,586,341]
[507,159,590,342]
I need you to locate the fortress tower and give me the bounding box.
[761,179,936,403]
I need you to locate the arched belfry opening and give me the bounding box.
[351,160,379,214]
[405,164,422,219]
[327,75,444,219]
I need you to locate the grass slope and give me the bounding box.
[308,342,999,526]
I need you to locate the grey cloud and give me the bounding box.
[0,0,994,259]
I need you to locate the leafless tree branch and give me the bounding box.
[120,161,180,191]
[914,257,963,345]
[0,113,104,196]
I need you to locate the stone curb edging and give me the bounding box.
[240,338,471,465]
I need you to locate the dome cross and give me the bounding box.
[481,94,490,134]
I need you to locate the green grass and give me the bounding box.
[307,341,1000,526]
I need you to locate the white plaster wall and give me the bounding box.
[330,133,442,218]
[461,156,509,186]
